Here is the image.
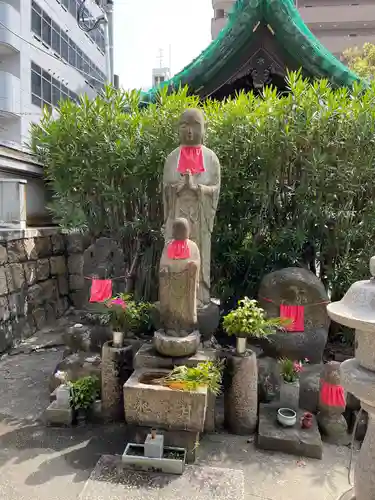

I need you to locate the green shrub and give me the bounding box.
[69,376,100,411]
[31,74,375,305]
[222,297,287,338]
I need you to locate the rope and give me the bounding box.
[84,275,127,280]
[259,296,331,308]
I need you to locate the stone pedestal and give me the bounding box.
[153,330,200,358]
[224,350,258,435]
[101,341,133,421]
[327,257,375,500]
[257,403,323,459]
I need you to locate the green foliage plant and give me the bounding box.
[98,294,155,336]
[31,74,375,313]
[343,43,375,80]
[69,376,100,411]
[164,360,224,395]
[223,297,288,339]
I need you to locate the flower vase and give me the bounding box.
[279,380,300,411]
[55,384,71,408]
[112,331,124,347]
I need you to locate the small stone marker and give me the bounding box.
[257,403,323,459]
[144,431,164,458]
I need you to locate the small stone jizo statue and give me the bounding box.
[317,361,349,445]
[163,109,220,307]
[159,218,200,338]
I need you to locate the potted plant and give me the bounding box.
[103,294,156,346]
[69,375,100,423]
[279,357,308,410]
[223,297,288,355]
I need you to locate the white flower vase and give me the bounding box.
[56,384,71,408]
[279,380,300,411]
[112,331,124,347]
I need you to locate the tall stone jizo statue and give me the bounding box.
[163,109,221,307]
[154,218,201,357]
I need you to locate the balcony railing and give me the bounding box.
[0,1,20,53]
[0,70,21,116]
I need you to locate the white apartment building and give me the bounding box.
[0,0,107,148]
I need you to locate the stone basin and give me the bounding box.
[123,368,208,432]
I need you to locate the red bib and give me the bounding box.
[320,381,346,408]
[89,279,112,302]
[167,240,190,260]
[280,304,304,332]
[177,146,205,175]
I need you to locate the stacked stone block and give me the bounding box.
[0,231,69,352]
[66,234,90,309]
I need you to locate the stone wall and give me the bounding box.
[66,233,90,310]
[0,228,69,352]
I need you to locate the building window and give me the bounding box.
[56,0,105,53]
[31,1,42,37]
[41,12,52,46]
[31,1,106,90]
[31,62,79,110]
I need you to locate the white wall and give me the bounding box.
[0,169,48,220]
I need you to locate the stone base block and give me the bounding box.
[124,368,208,432]
[257,403,323,459]
[126,426,201,464]
[154,330,200,358]
[134,344,217,433]
[45,401,73,426]
[134,343,216,370]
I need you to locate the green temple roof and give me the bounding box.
[141,0,361,103]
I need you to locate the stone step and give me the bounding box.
[79,454,245,500]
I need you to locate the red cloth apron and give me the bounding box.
[320,381,346,408]
[89,279,112,302]
[167,240,190,260]
[280,304,305,332]
[177,146,205,175]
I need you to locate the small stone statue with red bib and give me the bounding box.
[159,218,200,339]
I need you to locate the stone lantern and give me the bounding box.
[327,257,375,500]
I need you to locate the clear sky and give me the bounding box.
[113,0,213,90]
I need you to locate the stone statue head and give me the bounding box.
[172,218,190,241]
[179,109,205,146]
